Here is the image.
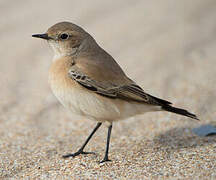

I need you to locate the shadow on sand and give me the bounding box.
[153,123,216,152]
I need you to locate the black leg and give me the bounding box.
[63,122,102,158]
[100,124,112,163]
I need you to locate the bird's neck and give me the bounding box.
[52,36,100,62]
[52,47,79,62]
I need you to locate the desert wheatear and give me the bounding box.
[32,22,198,163]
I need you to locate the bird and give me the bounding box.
[32,21,198,163]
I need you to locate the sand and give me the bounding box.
[0,0,216,179]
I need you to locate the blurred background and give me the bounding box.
[0,0,216,179]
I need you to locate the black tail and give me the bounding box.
[162,105,199,120]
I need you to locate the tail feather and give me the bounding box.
[162,105,199,120]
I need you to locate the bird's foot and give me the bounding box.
[62,150,95,158]
[99,156,111,163]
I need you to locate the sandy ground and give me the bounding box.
[0,0,216,179]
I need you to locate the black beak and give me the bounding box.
[32,33,50,40]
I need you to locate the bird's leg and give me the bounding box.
[100,124,112,163]
[63,122,102,158]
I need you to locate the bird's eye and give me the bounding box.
[60,33,69,40]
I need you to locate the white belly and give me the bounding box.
[49,78,159,122]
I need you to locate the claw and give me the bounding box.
[99,158,111,163]
[62,150,95,158]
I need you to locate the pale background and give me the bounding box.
[0,0,216,179]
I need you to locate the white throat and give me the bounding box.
[53,53,63,61]
[49,41,79,62]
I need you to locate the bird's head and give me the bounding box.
[32,22,95,59]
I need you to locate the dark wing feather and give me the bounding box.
[69,69,117,97]
[68,69,171,106]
